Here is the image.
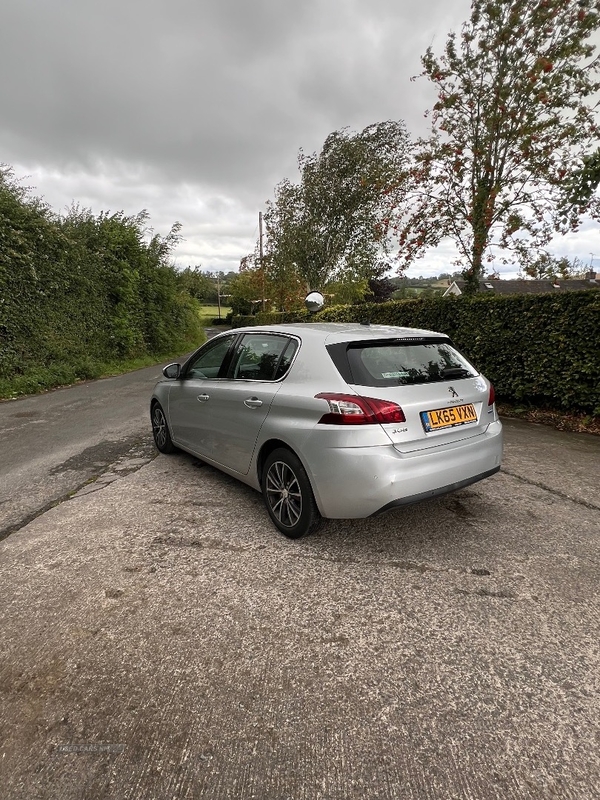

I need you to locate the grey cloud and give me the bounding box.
[1,0,468,182]
[15,0,579,275]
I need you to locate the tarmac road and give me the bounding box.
[0,407,598,799]
[0,363,168,541]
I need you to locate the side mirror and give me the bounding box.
[163,363,181,379]
[305,291,325,314]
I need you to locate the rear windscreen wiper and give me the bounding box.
[442,367,473,379]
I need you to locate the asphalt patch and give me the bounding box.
[48,436,155,475]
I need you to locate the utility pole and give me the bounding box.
[259,211,265,311]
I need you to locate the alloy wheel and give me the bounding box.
[152,406,168,449]
[265,460,303,529]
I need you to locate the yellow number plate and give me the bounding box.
[422,403,477,432]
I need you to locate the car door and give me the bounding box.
[204,333,298,475]
[167,334,238,457]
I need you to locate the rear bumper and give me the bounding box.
[372,466,500,516]
[305,420,503,519]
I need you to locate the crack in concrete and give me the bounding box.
[0,438,158,543]
[151,534,250,553]
[500,468,600,512]
[0,492,80,543]
[148,535,446,573]
[148,534,495,579]
[289,550,452,573]
[456,587,516,600]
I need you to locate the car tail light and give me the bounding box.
[488,383,495,406]
[315,393,406,425]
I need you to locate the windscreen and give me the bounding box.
[342,340,478,388]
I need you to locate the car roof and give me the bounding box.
[231,322,448,344]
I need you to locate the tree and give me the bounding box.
[265,121,410,292]
[228,266,266,317]
[230,251,306,314]
[561,146,600,218]
[177,266,213,300]
[367,275,396,303]
[360,259,397,303]
[522,252,586,279]
[392,0,600,293]
[263,254,306,312]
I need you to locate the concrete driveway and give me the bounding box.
[0,419,598,799]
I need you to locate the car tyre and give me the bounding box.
[151,401,177,454]
[261,448,321,539]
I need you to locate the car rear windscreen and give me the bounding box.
[327,339,478,388]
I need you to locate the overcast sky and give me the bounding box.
[1,0,598,278]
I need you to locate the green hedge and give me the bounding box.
[232,310,310,328]
[0,168,204,391]
[235,291,600,414]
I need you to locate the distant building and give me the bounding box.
[443,272,598,297]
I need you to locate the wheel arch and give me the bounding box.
[256,439,324,516]
[150,396,167,426]
[256,439,292,485]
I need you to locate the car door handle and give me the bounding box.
[197,394,209,402]
[244,397,263,409]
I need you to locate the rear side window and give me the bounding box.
[328,339,478,387]
[231,334,298,381]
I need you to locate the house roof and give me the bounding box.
[443,278,599,297]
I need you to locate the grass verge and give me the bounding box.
[0,334,206,401]
[198,305,232,327]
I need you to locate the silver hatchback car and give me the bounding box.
[151,323,503,538]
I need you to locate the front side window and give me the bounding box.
[330,340,478,388]
[185,335,236,379]
[231,334,298,381]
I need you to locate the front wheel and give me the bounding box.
[151,402,177,454]
[261,448,321,539]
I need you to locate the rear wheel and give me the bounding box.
[261,448,321,539]
[151,402,177,454]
